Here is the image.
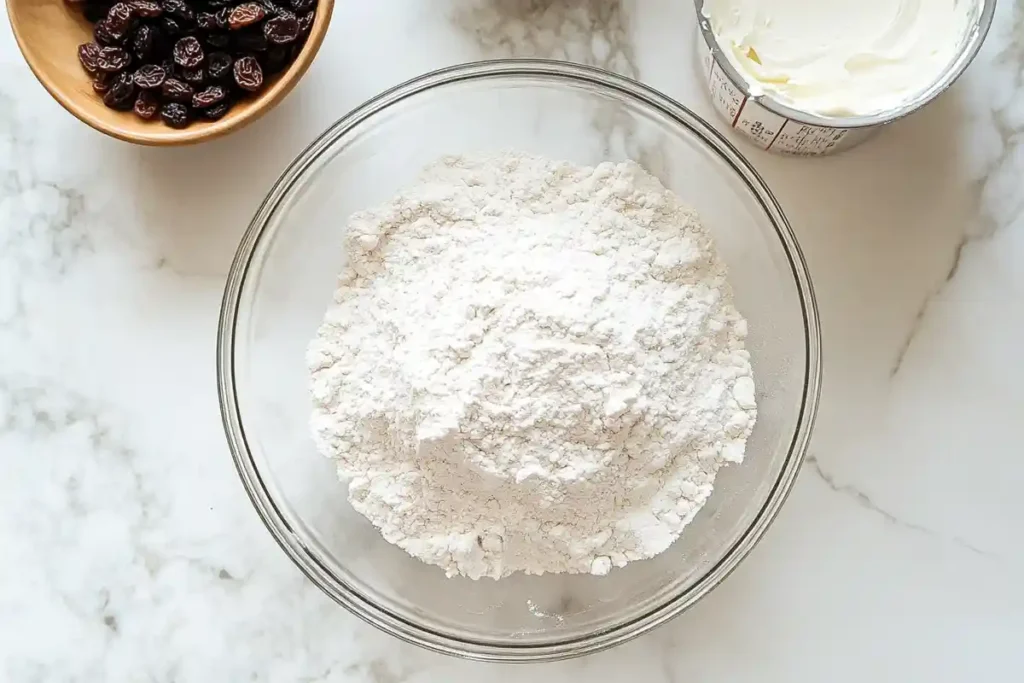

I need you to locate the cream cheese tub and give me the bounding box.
[695,0,996,156]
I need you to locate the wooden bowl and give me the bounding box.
[6,0,333,145]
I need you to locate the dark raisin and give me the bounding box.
[228,2,265,30]
[205,32,230,49]
[95,45,132,72]
[160,102,190,128]
[93,19,122,46]
[160,15,185,37]
[105,3,136,38]
[161,77,193,102]
[103,71,136,110]
[159,0,193,23]
[180,66,205,84]
[202,101,232,120]
[172,35,204,68]
[195,12,215,29]
[263,14,299,44]
[130,24,154,61]
[290,0,313,13]
[92,71,114,94]
[232,30,267,52]
[133,89,160,119]
[133,63,166,88]
[128,0,162,17]
[297,11,313,35]
[77,42,102,72]
[192,84,227,108]
[260,0,287,17]
[262,45,289,74]
[232,55,263,91]
[206,51,233,81]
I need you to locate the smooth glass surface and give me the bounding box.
[218,60,820,661]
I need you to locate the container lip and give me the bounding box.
[217,58,822,662]
[693,0,997,129]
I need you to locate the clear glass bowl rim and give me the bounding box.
[216,58,823,662]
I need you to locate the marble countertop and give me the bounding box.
[2,1,1023,681]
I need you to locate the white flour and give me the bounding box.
[307,153,756,579]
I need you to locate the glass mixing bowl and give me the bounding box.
[217,60,821,662]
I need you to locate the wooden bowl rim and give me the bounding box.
[5,0,334,146]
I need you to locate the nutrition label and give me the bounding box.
[699,37,862,156]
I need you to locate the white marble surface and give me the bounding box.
[2,0,1023,680]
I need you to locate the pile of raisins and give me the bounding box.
[72,0,317,129]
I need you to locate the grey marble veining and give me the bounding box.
[452,0,639,75]
[803,454,1001,561]
[450,0,670,174]
[889,9,1024,378]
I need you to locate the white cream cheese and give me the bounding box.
[702,0,976,117]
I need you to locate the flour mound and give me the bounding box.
[307,154,756,579]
